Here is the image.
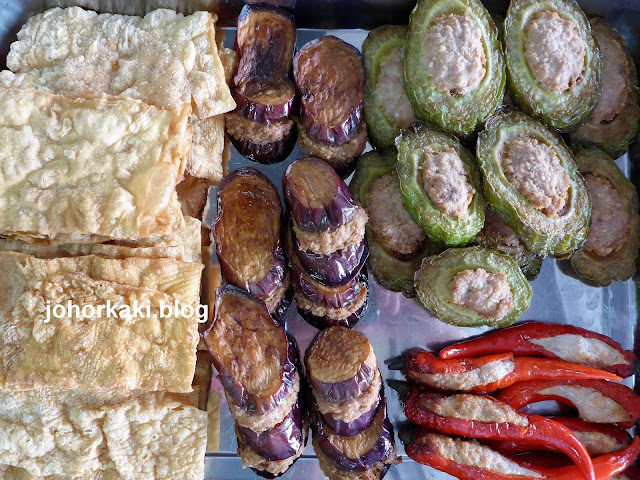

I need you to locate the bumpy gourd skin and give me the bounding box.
[504,0,602,131]
[363,25,417,149]
[404,0,505,139]
[395,123,485,246]
[414,246,532,328]
[350,150,441,297]
[570,18,640,159]
[475,209,544,280]
[569,147,640,287]
[476,109,590,258]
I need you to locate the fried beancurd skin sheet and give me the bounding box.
[0,252,202,392]
[0,7,233,119]
[0,7,235,181]
[186,115,226,183]
[0,217,203,264]
[0,89,190,243]
[0,390,207,480]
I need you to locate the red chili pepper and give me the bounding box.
[486,417,632,457]
[405,428,640,480]
[400,350,622,393]
[608,466,640,480]
[439,321,636,378]
[403,388,596,480]
[525,437,640,480]
[497,379,640,429]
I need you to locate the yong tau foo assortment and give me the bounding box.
[0,0,639,479]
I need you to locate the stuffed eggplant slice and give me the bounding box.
[504,0,601,131]
[395,123,485,246]
[283,158,368,255]
[475,209,544,280]
[569,147,640,287]
[294,36,367,177]
[350,149,441,297]
[477,109,590,257]
[214,168,290,317]
[283,158,369,328]
[286,228,369,329]
[363,26,418,149]
[404,0,505,139]
[414,246,532,328]
[203,286,305,477]
[227,4,297,164]
[306,327,398,479]
[570,18,640,158]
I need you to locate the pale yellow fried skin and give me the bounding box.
[206,387,222,452]
[0,252,202,392]
[187,115,226,182]
[0,7,234,181]
[0,89,191,244]
[0,390,207,480]
[0,217,203,264]
[1,7,234,118]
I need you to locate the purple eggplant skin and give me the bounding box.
[230,126,297,165]
[271,285,293,324]
[294,230,369,287]
[294,36,365,147]
[297,268,369,330]
[305,326,377,403]
[286,228,365,309]
[232,82,296,126]
[238,400,304,461]
[234,3,296,88]
[204,285,298,416]
[214,168,286,303]
[314,398,395,473]
[218,340,298,415]
[321,385,382,437]
[283,158,359,233]
[332,156,361,180]
[299,100,364,147]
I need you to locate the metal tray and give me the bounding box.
[1,2,639,480]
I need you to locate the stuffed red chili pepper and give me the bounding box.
[498,379,640,429]
[391,350,622,393]
[487,416,632,457]
[403,428,640,480]
[439,321,636,378]
[398,386,595,480]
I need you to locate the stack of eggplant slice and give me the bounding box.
[305,327,398,480]
[226,4,297,164]
[283,158,370,329]
[203,286,306,478]
[294,36,367,177]
[213,167,291,321]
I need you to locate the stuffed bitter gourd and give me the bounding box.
[363,25,418,149]
[395,123,485,246]
[504,0,601,131]
[476,109,590,257]
[350,149,441,297]
[414,246,532,328]
[404,0,505,139]
[570,18,640,158]
[570,147,640,286]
